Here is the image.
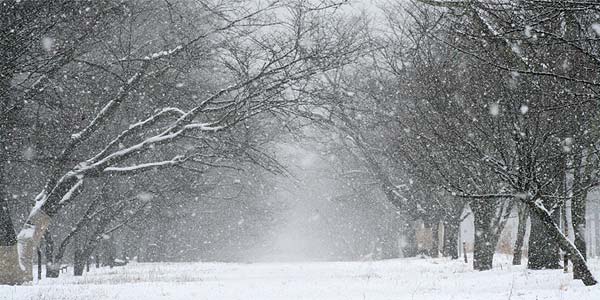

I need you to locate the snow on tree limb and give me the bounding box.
[58,178,84,205]
[70,68,147,142]
[143,46,183,61]
[87,107,186,164]
[103,155,187,175]
[184,123,225,131]
[21,0,350,236]
[41,2,291,203]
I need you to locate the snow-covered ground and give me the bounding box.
[2,255,599,300]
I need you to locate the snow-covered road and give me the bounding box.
[2,256,599,300]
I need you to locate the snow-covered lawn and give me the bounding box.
[2,255,599,300]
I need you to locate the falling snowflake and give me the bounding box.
[592,24,600,36]
[524,25,532,38]
[137,192,154,202]
[519,105,529,115]
[23,146,35,160]
[562,137,573,153]
[489,103,500,116]
[41,37,54,52]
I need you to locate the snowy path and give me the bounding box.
[2,256,599,300]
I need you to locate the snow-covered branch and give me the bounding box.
[58,178,84,205]
[70,69,147,142]
[452,192,515,199]
[87,107,185,164]
[103,155,187,175]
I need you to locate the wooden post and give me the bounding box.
[37,247,42,281]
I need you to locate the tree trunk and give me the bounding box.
[512,203,528,265]
[431,221,439,258]
[0,175,83,284]
[472,225,496,270]
[527,209,561,270]
[442,218,460,259]
[44,231,60,278]
[1,205,50,284]
[0,164,16,249]
[471,200,499,271]
[106,237,116,268]
[74,248,85,276]
[562,202,570,273]
[0,246,23,285]
[18,209,52,281]
[0,194,26,285]
[526,199,597,285]
[75,237,101,276]
[0,149,28,284]
[569,145,593,278]
[1,174,81,285]
[571,193,588,279]
[1,70,51,285]
[401,221,418,257]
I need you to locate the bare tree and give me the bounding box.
[0,0,361,284]
[407,0,600,285]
